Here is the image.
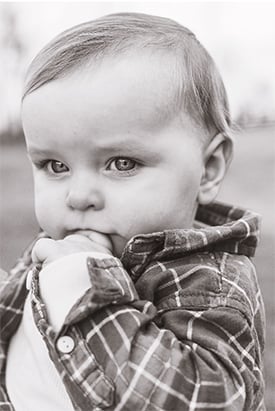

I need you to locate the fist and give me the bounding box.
[32,231,113,266]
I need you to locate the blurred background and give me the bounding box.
[0,1,274,409]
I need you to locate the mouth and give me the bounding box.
[65,228,108,237]
[63,229,128,256]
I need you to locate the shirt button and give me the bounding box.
[56,336,75,353]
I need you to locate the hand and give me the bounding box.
[32,231,113,266]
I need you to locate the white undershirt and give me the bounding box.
[6,252,108,411]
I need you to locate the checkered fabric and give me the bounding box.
[0,202,266,410]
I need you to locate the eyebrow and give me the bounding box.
[93,140,161,158]
[27,140,162,161]
[27,147,58,158]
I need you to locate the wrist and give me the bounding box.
[37,251,112,331]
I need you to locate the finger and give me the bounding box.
[31,238,56,263]
[65,231,113,252]
[85,231,113,251]
[64,234,92,244]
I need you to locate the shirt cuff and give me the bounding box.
[62,256,140,326]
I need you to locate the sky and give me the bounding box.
[1,1,275,132]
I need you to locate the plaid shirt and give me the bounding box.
[0,202,265,410]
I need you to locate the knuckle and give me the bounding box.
[34,238,54,251]
[32,238,55,262]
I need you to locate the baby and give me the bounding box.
[1,12,265,411]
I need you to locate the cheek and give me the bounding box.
[34,189,53,230]
[110,171,200,235]
[33,179,63,236]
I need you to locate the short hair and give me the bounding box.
[23,12,231,136]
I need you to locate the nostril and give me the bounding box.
[68,201,95,211]
[66,189,104,211]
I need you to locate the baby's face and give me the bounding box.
[22,53,206,257]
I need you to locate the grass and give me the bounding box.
[1,125,274,409]
[218,125,275,409]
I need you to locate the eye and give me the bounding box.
[47,160,69,174]
[108,158,137,172]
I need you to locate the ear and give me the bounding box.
[198,133,233,205]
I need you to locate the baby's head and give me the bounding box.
[22,12,233,256]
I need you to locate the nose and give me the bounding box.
[66,173,104,211]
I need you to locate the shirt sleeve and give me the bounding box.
[29,253,265,411]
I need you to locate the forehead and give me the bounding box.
[24,51,178,124]
[22,51,205,151]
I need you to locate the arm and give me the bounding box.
[29,248,265,411]
[30,251,111,331]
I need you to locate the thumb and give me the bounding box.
[31,238,56,264]
[85,231,113,252]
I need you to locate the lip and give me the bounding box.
[65,228,112,237]
[66,229,92,236]
[67,229,92,234]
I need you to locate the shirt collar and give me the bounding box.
[121,201,261,279]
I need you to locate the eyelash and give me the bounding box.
[34,160,69,175]
[106,157,140,175]
[33,157,141,176]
